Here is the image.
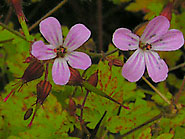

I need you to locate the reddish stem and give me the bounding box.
[45,63,49,81]
[28,104,40,127]
[4,89,15,102]
[80,91,90,122]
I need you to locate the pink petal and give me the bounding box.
[141,16,170,44]
[52,58,70,85]
[122,49,145,82]
[67,52,91,70]
[31,40,56,60]
[151,29,184,51]
[144,51,168,83]
[40,17,63,46]
[112,28,139,51]
[63,24,91,51]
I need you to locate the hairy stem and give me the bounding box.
[142,76,171,105]
[28,0,68,31]
[0,22,26,41]
[169,62,185,71]
[18,17,31,41]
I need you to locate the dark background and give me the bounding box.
[0,0,144,52]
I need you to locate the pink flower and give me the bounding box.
[31,17,92,85]
[112,16,184,83]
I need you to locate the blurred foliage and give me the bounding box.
[0,0,185,138]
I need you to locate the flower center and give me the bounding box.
[139,41,152,50]
[54,46,67,58]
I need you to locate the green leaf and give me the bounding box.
[109,0,131,5]
[81,54,160,136]
[156,133,173,139]
[0,26,30,78]
[167,74,183,89]
[137,127,151,139]
[174,126,185,139]
[0,79,80,138]
[144,2,163,20]
[126,0,165,13]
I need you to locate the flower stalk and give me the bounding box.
[78,48,118,58]
[28,0,68,31]
[28,103,40,128]
[142,76,171,105]
[9,0,31,41]
[19,18,31,41]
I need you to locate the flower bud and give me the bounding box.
[4,60,44,102]
[27,103,40,128]
[87,70,98,87]
[67,67,83,86]
[36,80,52,105]
[68,97,77,116]
[24,108,33,120]
[108,59,123,69]
[160,2,173,22]
[26,80,51,127]
[112,59,123,67]
[22,60,44,83]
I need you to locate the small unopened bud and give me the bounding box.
[112,59,123,67]
[108,59,123,69]
[36,80,52,105]
[26,80,51,127]
[27,104,40,128]
[87,70,98,87]
[4,60,44,102]
[67,67,83,86]
[68,97,77,116]
[160,2,173,22]
[24,108,33,120]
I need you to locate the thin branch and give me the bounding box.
[104,48,119,57]
[0,38,14,43]
[169,62,185,71]
[78,48,118,58]
[80,91,90,123]
[0,22,27,41]
[28,0,68,31]
[174,76,185,104]
[142,76,171,105]
[119,113,162,138]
